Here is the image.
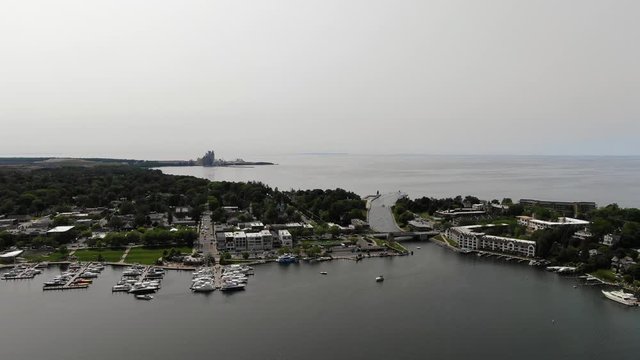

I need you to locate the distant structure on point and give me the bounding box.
[196,150,274,167]
[201,150,216,167]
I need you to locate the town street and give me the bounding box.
[197,211,219,262]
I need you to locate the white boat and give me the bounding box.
[112,284,131,292]
[220,281,246,292]
[135,294,153,300]
[192,282,216,292]
[601,290,638,306]
[376,275,384,282]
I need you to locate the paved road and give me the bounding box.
[367,192,405,233]
[197,211,219,262]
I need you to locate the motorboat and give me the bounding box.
[128,283,158,294]
[112,284,131,292]
[375,275,384,282]
[320,272,328,275]
[135,294,153,300]
[220,281,246,292]
[276,254,298,264]
[601,290,638,306]
[192,281,216,292]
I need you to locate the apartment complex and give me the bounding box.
[446,225,536,258]
[216,230,273,253]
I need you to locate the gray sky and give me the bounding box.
[1,0,638,160]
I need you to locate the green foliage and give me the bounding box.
[395,196,465,216]
[0,166,209,217]
[289,188,365,225]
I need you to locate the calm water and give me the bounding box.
[158,154,640,207]
[0,246,638,359]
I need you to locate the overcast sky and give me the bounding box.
[1,0,638,160]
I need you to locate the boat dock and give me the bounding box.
[42,262,100,291]
[1,263,45,280]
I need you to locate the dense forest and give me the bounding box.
[0,166,209,216]
[288,188,366,225]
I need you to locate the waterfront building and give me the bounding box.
[278,230,293,248]
[407,219,433,231]
[260,230,273,250]
[246,232,262,251]
[516,216,589,232]
[446,225,536,258]
[217,230,273,252]
[519,199,596,217]
[233,232,247,251]
[435,208,487,224]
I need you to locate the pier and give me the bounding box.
[1,263,44,280]
[42,263,98,291]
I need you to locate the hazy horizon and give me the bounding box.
[1,0,638,159]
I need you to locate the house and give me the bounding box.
[351,219,370,230]
[572,228,593,241]
[601,233,621,246]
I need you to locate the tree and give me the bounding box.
[242,252,250,260]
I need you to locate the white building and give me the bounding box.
[516,216,589,232]
[446,225,536,258]
[601,233,621,246]
[278,230,293,248]
[233,232,247,251]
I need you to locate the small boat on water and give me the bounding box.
[376,275,384,282]
[416,247,421,249]
[320,272,328,275]
[135,294,153,301]
[601,290,638,306]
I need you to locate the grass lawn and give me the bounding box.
[125,246,193,265]
[590,269,618,283]
[74,248,125,262]
[443,236,459,248]
[22,251,69,263]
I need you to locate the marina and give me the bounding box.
[42,262,105,291]
[112,265,165,297]
[1,263,44,280]
[191,264,254,292]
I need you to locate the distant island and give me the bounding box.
[195,150,275,167]
[0,150,274,169]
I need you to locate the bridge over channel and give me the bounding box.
[371,231,440,241]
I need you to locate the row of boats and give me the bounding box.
[191,264,254,292]
[2,263,45,280]
[112,265,165,299]
[43,262,105,288]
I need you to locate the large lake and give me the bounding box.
[158,154,640,207]
[1,245,638,360]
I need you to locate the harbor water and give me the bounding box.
[1,245,638,360]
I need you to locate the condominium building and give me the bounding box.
[446,225,536,258]
[516,216,590,232]
[278,229,293,248]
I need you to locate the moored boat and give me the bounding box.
[601,290,638,306]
